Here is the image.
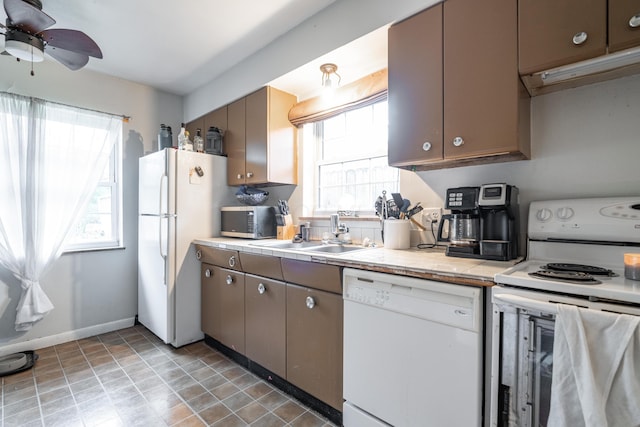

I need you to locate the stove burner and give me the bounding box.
[529,270,602,285]
[542,263,616,277]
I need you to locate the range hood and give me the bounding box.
[521,46,640,96]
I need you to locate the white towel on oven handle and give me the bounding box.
[547,304,640,427]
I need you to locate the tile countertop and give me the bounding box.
[193,237,523,287]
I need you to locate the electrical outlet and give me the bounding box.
[422,208,442,224]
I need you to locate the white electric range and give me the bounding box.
[489,196,640,427]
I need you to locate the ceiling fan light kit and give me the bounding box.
[1,0,102,73]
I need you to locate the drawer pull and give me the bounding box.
[204,269,211,278]
[572,31,588,45]
[452,136,464,147]
[247,172,254,178]
[226,275,234,285]
[306,296,316,309]
[228,255,236,268]
[258,283,266,294]
[196,250,202,260]
[422,141,432,151]
[630,14,640,28]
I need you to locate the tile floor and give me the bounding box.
[0,325,338,427]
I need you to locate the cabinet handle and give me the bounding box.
[258,283,266,294]
[205,269,211,278]
[305,296,315,309]
[452,136,464,147]
[247,172,253,178]
[228,255,236,268]
[572,31,588,45]
[196,250,202,260]
[237,173,243,180]
[226,275,234,285]
[422,142,432,151]
[630,14,640,28]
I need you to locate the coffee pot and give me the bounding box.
[438,213,480,246]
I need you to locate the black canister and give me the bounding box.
[158,124,173,150]
[205,126,223,155]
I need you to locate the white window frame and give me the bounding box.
[304,99,399,216]
[63,126,123,252]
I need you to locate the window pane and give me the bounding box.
[313,100,399,214]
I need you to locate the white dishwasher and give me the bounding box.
[343,268,483,427]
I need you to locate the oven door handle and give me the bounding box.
[493,293,558,314]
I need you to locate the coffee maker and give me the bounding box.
[438,183,519,260]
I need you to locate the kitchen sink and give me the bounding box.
[252,241,323,249]
[304,244,369,254]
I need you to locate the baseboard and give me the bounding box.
[0,317,136,357]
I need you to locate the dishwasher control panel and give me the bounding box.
[343,268,481,332]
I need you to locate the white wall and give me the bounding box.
[0,58,182,349]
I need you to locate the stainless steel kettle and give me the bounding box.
[437,213,480,246]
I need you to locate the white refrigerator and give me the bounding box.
[138,148,230,347]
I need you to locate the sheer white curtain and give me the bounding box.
[0,92,122,331]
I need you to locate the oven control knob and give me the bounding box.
[557,207,575,220]
[535,208,553,222]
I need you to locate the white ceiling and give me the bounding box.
[1,0,388,98]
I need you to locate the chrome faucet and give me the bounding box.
[329,213,351,244]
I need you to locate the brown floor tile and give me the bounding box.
[250,412,287,427]
[210,381,240,400]
[42,405,83,427]
[172,414,207,427]
[198,402,232,425]
[273,400,307,423]
[236,401,269,424]
[200,373,227,391]
[185,391,219,413]
[212,414,249,427]
[222,391,254,411]
[155,401,195,425]
[289,411,326,427]
[257,390,289,411]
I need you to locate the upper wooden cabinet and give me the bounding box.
[388,0,530,170]
[519,0,640,75]
[226,86,297,186]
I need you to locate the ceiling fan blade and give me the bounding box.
[45,46,89,70]
[40,28,102,58]
[4,0,55,34]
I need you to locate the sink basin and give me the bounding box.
[251,241,323,249]
[304,244,368,254]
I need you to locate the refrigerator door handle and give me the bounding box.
[159,174,168,286]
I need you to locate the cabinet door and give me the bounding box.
[218,268,246,353]
[226,97,246,186]
[245,275,286,378]
[444,0,523,159]
[388,4,443,166]
[201,263,220,339]
[286,284,343,410]
[609,0,640,53]
[245,87,269,184]
[204,106,227,133]
[518,0,606,75]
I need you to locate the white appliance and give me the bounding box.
[138,148,229,347]
[343,268,483,427]
[489,197,640,426]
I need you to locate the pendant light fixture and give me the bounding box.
[320,63,341,89]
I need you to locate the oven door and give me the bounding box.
[491,289,556,427]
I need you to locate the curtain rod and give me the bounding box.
[0,91,132,123]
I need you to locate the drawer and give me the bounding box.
[239,252,283,280]
[281,258,342,294]
[195,245,243,271]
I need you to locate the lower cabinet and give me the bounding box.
[286,283,344,411]
[200,264,245,353]
[244,274,287,378]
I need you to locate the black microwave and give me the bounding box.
[220,206,276,239]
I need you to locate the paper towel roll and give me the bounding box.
[384,219,410,249]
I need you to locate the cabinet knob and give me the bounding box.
[630,14,640,28]
[258,283,266,294]
[226,275,234,285]
[205,269,211,278]
[452,136,464,147]
[572,31,588,45]
[228,255,236,268]
[422,142,432,151]
[305,296,315,309]
[196,250,202,260]
[247,172,254,178]
[237,173,243,180]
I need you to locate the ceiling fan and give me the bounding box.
[0,0,102,73]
